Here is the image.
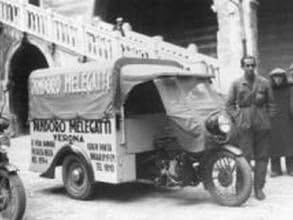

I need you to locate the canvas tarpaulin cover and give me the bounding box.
[115,58,222,151]
[153,77,224,151]
[116,58,222,136]
[29,57,221,148]
[29,61,114,119]
[29,58,186,120]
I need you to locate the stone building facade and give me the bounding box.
[23,0,293,75]
[34,0,258,92]
[1,0,293,134]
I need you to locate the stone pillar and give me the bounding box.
[243,0,259,60]
[92,0,109,20]
[212,0,258,94]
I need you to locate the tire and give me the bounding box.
[202,150,252,206]
[0,170,26,220]
[62,155,94,200]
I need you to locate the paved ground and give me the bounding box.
[6,136,293,220]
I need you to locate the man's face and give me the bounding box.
[242,58,256,78]
[272,75,284,86]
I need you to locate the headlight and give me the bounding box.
[205,111,232,135]
[218,114,231,133]
[205,111,232,144]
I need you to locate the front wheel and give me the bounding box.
[0,170,26,220]
[62,155,94,200]
[202,150,252,206]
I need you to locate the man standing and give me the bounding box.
[226,56,274,200]
[269,68,293,177]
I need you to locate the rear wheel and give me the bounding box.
[203,150,252,206]
[62,155,94,200]
[0,170,26,220]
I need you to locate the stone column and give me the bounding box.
[243,0,259,60]
[92,0,109,20]
[212,0,258,94]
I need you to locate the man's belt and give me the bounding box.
[238,104,251,108]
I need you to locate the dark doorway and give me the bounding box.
[258,0,293,74]
[9,42,48,134]
[28,0,40,6]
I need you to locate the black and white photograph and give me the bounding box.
[0,0,293,219]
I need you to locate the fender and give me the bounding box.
[221,144,243,156]
[40,144,94,182]
[199,144,243,168]
[0,162,19,173]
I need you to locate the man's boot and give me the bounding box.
[254,187,266,200]
[286,156,293,176]
[270,157,282,177]
[254,158,268,200]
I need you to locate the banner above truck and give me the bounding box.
[29,61,114,119]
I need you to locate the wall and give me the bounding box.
[42,0,95,21]
[258,16,293,75]
[0,27,16,81]
[0,26,86,134]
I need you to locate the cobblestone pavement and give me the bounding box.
[7,136,293,220]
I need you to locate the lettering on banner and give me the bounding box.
[30,70,111,96]
[87,143,115,173]
[32,119,112,135]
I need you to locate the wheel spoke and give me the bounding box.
[230,159,237,171]
[224,157,234,170]
[222,157,229,168]
[217,157,231,170]
[214,160,225,171]
[211,156,239,191]
[215,162,241,196]
[218,158,226,169]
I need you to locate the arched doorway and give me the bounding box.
[9,42,49,134]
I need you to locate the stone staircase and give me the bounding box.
[0,0,220,87]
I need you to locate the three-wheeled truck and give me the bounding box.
[29,57,252,206]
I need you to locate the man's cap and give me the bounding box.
[269,67,286,76]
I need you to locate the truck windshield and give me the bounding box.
[154,77,224,119]
[176,77,224,109]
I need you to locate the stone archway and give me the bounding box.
[9,41,49,134]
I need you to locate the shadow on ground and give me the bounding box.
[39,181,211,205]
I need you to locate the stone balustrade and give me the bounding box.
[0,0,220,86]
